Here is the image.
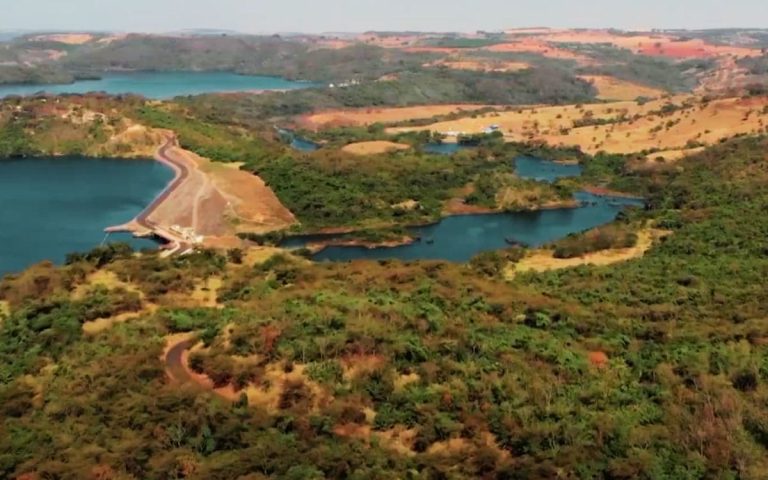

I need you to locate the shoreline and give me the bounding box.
[285,196,591,253]
[582,185,645,199]
[105,134,194,253]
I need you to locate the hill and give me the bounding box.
[2,135,768,478]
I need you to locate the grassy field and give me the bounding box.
[391,95,768,156]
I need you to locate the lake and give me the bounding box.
[0,157,173,276]
[514,155,582,182]
[283,156,643,263]
[423,143,468,155]
[284,193,643,263]
[0,72,316,100]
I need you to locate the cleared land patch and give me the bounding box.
[29,33,95,45]
[301,104,489,129]
[537,29,761,59]
[579,75,666,101]
[425,58,530,72]
[483,39,594,64]
[391,95,768,155]
[341,141,410,155]
[506,228,672,278]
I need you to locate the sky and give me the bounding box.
[2,0,767,33]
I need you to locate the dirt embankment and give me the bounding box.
[109,128,296,250]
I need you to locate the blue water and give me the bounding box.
[0,72,315,100]
[276,128,320,152]
[0,157,174,276]
[283,156,640,263]
[285,193,643,263]
[514,155,582,182]
[290,137,320,152]
[423,143,468,155]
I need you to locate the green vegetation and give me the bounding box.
[4,29,768,478]
[3,135,768,478]
[574,44,713,92]
[179,67,596,126]
[61,37,437,83]
[549,223,639,258]
[0,64,75,86]
[421,36,507,49]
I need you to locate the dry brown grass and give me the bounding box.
[483,39,595,64]
[537,30,761,58]
[82,307,157,335]
[188,277,223,309]
[506,228,672,278]
[426,58,530,72]
[394,372,420,391]
[242,246,288,265]
[0,301,9,318]
[72,270,139,300]
[341,141,411,155]
[341,354,387,380]
[240,363,331,413]
[74,270,159,334]
[579,75,666,101]
[301,104,489,129]
[427,432,510,460]
[391,95,768,155]
[105,123,167,157]
[644,147,706,164]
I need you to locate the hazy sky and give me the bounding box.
[3,0,768,33]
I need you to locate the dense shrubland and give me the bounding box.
[549,223,639,258]
[2,136,768,478]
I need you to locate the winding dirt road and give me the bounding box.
[165,337,197,384]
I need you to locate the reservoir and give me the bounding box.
[0,157,173,276]
[283,156,644,262]
[284,192,644,263]
[0,72,315,99]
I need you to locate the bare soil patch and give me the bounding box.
[341,141,410,155]
[30,33,94,45]
[426,58,530,72]
[537,30,761,59]
[483,39,594,64]
[506,228,672,278]
[300,104,489,129]
[579,75,666,101]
